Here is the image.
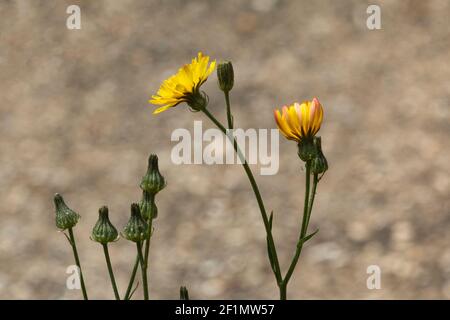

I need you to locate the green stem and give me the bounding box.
[124,256,139,300]
[282,163,319,299]
[136,242,149,300]
[124,194,155,301]
[279,282,287,300]
[143,194,155,298]
[224,91,233,129]
[68,228,88,300]
[200,107,283,285]
[102,243,120,300]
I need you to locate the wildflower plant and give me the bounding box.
[53,51,329,301]
[150,52,329,299]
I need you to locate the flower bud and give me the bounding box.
[297,138,317,162]
[122,203,149,242]
[140,191,158,220]
[180,286,190,300]
[54,193,80,230]
[140,154,166,195]
[311,136,328,174]
[217,61,234,92]
[91,206,119,244]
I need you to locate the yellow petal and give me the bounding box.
[149,52,215,113]
[153,105,174,114]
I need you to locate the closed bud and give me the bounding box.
[217,61,234,92]
[311,136,328,174]
[180,286,190,300]
[140,191,158,220]
[140,154,166,195]
[122,203,149,242]
[54,193,80,230]
[91,206,119,244]
[297,138,317,162]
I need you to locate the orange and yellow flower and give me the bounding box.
[150,52,216,114]
[274,98,324,142]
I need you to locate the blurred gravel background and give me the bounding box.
[0,0,449,299]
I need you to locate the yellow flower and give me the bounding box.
[150,52,216,114]
[274,98,323,142]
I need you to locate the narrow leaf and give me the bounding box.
[128,281,140,300]
[297,229,319,248]
[268,211,274,231]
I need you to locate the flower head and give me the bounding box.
[54,193,80,230]
[274,98,323,142]
[150,52,216,114]
[140,154,166,195]
[91,206,119,244]
[122,203,149,243]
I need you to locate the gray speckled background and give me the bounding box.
[0,0,449,299]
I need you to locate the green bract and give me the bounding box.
[140,191,158,220]
[311,137,328,174]
[217,61,234,92]
[297,137,317,162]
[140,154,166,195]
[91,206,119,244]
[54,193,80,230]
[122,203,149,243]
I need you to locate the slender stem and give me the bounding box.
[124,193,155,301]
[136,242,149,300]
[102,243,120,300]
[223,91,240,167]
[224,91,233,129]
[68,228,88,300]
[283,162,318,298]
[143,194,155,276]
[124,256,139,300]
[279,283,287,300]
[200,107,283,285]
